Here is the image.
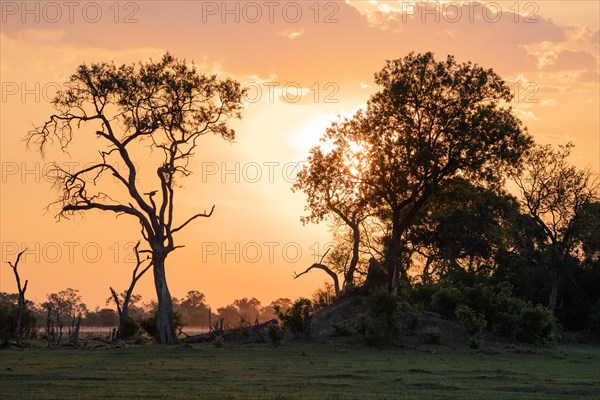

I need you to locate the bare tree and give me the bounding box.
[514,143,599,313]
[109,241,152,339]
[6,249,28,344]
[27,54,245,343]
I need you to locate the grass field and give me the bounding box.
[1,340,599,399]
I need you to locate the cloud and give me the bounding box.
[16,29,65,43]
[277,29,305,40]
[544,49,598,71]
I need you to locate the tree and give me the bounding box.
[408,179,521,282]
[178,290,212,327]
[109,241,152,339]
[514,143,599,313]
[5,249,28,344]
[294,133,372,290]
[299,52,531,292]
[44,288,88,345]
[28,54,246,343]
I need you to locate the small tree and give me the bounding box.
[6,249,28,344]
[514,143,599,313]
[109,241,151,339]
[275,298,313,338]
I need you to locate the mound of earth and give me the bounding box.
[311,290,500,345]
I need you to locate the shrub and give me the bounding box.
[213,336,224,347]
[138,311,184,340]
[120,316,140,339]
[517,304,559,345]
[355,290,419,345]
[455,305,487,349]
[431,287,462,318]
[275,298,312,338]
[268,322,283,344]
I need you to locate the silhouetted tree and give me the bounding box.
[6,249,28,344]
[109,241,151,339]
[294,135,371,289]
[514,143,599,313]
[28,54,246,343]
[298,52,531,292]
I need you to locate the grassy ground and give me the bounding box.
[1,339,599,400]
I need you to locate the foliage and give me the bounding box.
[355,290,420,345]
[120,316,140,339]
[431,287,462,318]
[311,283,336,311]
[455,305,487,349]
[517,305,559,345]
[267,322,283,344]
[275,298,313,338]
[513,143,599,313]
[139,311,184,341]
[0,294,37,341]
[212,336,225,348]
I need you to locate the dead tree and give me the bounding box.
[7,249,28,344]
[294,248,340,296]
[109,241,152,339]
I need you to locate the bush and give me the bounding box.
[267,322,283,344]
[275,298,312,338]
[432,287,462,318]
[120,316,140,339]
[138,311,184,340]
[355,290,419,345]
[517,304,559,345]
[213,336,224,347]
[455,305,487,349]
[0,304,37,341]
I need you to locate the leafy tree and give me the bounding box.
[296,52,531,293]
[275,298,313,338]
[408,179,521,281]
[28,54,246,343]
[178,290,211,326]
[514,143,599,313]
[260,298,292,321]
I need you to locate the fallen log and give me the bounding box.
[184,319,277,344]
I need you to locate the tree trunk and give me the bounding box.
[153,253,177,344]
[386,212,403,294]
[343,224,361,291]
[15,297,24,345]
[547,273,563,315]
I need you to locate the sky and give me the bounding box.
[1,0,599,310]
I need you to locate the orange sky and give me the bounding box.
[1,1,599,310]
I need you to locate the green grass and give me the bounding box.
[1,340,599,399]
